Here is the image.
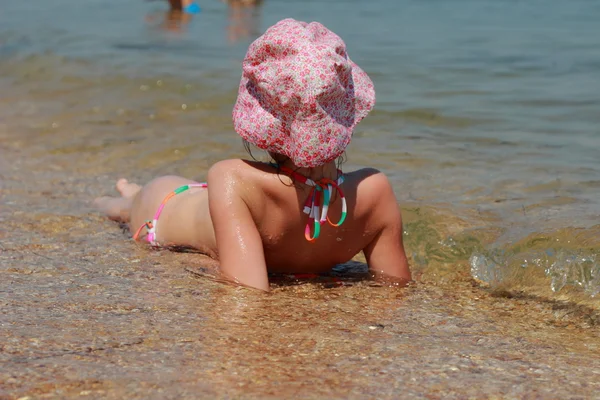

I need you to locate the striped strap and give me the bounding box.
[133,183,208,246]
[278,166,347,242]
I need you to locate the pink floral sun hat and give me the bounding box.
[232,18,376,168]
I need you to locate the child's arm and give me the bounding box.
[207,161,269,291]
[362,175,411,285]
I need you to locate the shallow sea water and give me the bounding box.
[1,0,600,398]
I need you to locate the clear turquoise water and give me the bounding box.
[1,0,599,300]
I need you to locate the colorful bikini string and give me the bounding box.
[133,183,208,246]
[276,165,347,242]
[132,166,345,245]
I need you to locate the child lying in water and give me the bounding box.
[94,18,411,291]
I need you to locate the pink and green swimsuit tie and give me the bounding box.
[278,166,347,242]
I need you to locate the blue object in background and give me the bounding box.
[183,2,201,14]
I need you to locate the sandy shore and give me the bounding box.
[2,131,600,400]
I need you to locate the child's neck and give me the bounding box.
[276,159,340,181]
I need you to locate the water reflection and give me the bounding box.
[224,0,263,43]
[145,10,194,33]
[144,0,200,33]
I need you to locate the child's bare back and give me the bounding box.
[95,19,411,290]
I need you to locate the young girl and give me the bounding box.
[95,18,411,291]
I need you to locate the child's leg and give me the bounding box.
[94,179,142,222]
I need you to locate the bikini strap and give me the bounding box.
[276,165,347,242]
[133,183,208,246]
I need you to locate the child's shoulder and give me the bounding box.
[343,168,399,221]
[346,167,393,191]
[207,159,276,181]
[208,160,392,187]
[207,160,395,202]
[206,159,283,199]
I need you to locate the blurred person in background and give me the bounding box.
[224,0,263,43]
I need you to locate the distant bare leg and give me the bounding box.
[94,179,142,222]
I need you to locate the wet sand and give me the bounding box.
[2,127,600,399]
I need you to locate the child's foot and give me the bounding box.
[94,179,142,222]
[115,178,142,199]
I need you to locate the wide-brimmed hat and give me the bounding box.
[232,18,375,167]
